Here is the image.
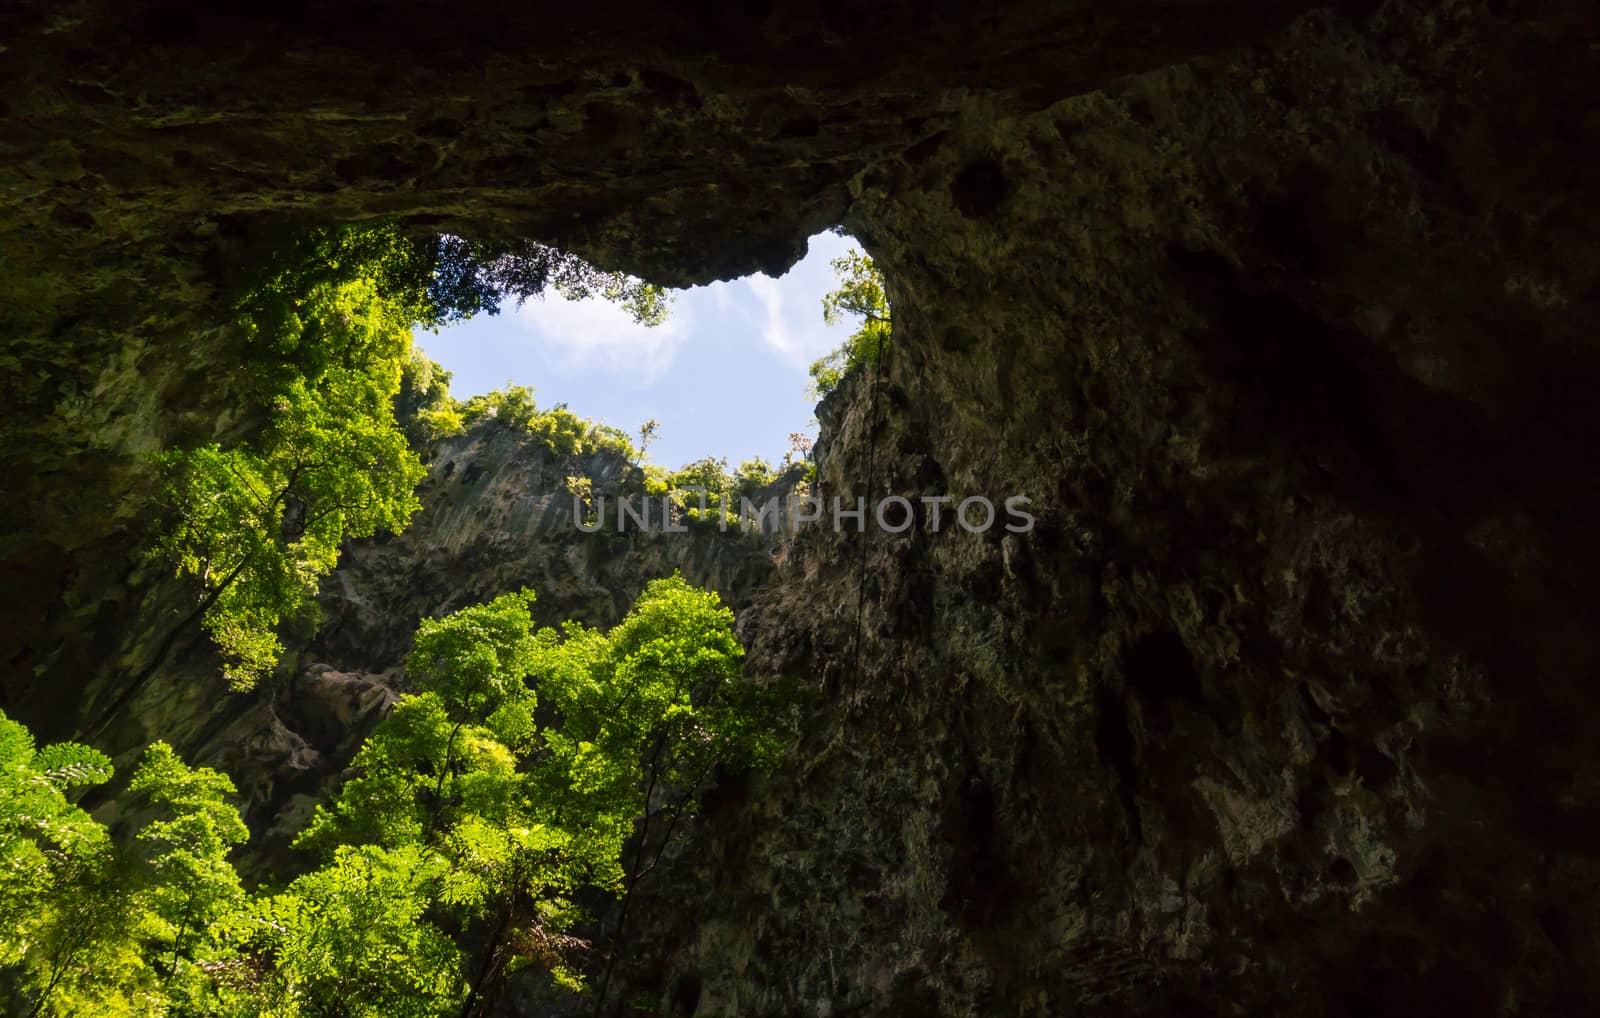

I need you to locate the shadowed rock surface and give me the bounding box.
[3,0,1599,1014]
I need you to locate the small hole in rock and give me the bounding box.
[671,973,703,1014]
[950,157,1014,219]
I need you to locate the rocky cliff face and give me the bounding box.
[4,0,1600,1015]
[654,9,1600,1014]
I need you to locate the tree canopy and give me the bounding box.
[809,247,891,400]
[422,234,672,328]
[1,577,787,1016]
[0,718,252,1016]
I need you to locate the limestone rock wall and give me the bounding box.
[606,5,1600,1015]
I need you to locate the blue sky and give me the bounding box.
[412,231,860,469]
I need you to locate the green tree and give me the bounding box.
[231,226,670,341]
[667,455,730,498]
[152,227,432,692]
[226,844,462,1018]
[0,722,253,1017]
[395,350,464,447]
[125,743,251,1011]
[637,419,659,457]
[460,384,539,431]
[149,223,674,700]
[732,456,777,501]
[280,578,782,1014]
[524,577,783,1007]
[0,576,785,1016]
[810,247,891,399]
[155,363,426,690]
[459,386,642,461]
[422,234,672,328]
[648,456,785,527]
[0,711,116,1014]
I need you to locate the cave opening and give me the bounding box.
[6,0,1599,1013]
[410,228,871,471]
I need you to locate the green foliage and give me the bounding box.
[424,234,673,328]
[156,224,433,689]
[0,577,785,1015]
[648,456,784,526]
[0,711,114,976]
[410,590,543,719]
[541,575,787,786]
[396,350,464,447]
[669,456,777,503]
[127,743,250,938]
[229,844,463,1017]
[785,432,817,488]
[233,228,430,385]
[733,456,778,497]
[122,744,253,1014]
[459,386,642,462]
[810,247,891,399]
[808,318,889,399]
[0,717,256,1016]
[156,360,426,689]
[155,223,675,693]
[459,384,538,430]
[286,577,781,1009]
[233,227,670,343]
[819,248,889,329]
[667,455,731,499]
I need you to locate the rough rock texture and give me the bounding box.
[0,0,1318,740]
[4,0,1600,1015]
[310,424,783,666]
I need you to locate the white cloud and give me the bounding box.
[738,231,859,368]
[502,231,861,381]
[745,273,801,362]
[511,292,693,386]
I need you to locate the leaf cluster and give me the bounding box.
[1,577,788,1016]
[0,718,254,1016]
[425,235,673,328]
[810,247,891,400]
[395,350,464,447]
[458,386,642,462]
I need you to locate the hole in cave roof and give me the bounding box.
[414,229,870,470]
